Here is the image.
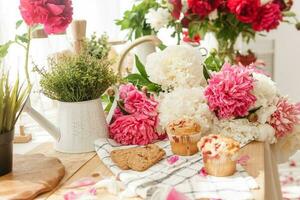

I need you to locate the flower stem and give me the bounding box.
[24,26,32,88]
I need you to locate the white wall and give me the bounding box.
[270,1,300,101]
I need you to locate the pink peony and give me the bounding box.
[109,114,159,145]
[110,84,161,145]
[118,83,136,100]
[252,3,282,32]
[19,0,73,34]
[116,84,159,117]
[204,63,256,119]
[268,98,300,138]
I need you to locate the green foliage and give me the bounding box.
[116,0,159,40]
[82,33,111,60]
[0,73,30,134]
[124,56,162,93]
[37,53,118,102]
[204,49,223,72]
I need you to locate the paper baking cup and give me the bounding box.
[168,132,202,156]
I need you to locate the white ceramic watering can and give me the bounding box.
[24,98,108,153]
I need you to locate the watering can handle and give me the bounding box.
[117,35,162,76]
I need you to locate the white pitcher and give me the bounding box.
[24,98,108,153]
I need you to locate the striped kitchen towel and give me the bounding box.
[95,139,258,200]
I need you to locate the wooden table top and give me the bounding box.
[28,142,265,200]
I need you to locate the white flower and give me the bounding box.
[208,10,218,21]
[213,119,259,145]
[252,72,277,108]
[213,118,276,145]
[145,8,171,31]
[273,125,300,163]
[256,105,277,124]
[146,45,206,90]
[256,124,276,144]
[158,87,214,133]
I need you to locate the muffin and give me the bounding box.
[197,134,240,177]
[166,118,202,156]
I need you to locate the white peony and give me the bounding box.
[158,87,214,133]
[146,45,206,90]
[213,118,276,145]
[252,72,277,108]
[256,123,276,144]
[145,8,171,31]
[272,125,300,164]
[256,105,277,124]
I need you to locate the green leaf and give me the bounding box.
[0,41,13,59]
[117,100,130,115]
[16,20,23,29]
[124,73,162,93]
[15,34,29,44]
[203,65,211,83]
[125,73,150,86]
[283,11,296,17]
[134,55,149,80]
[158,43,167,50]
[104,101,113,112]
[248,106,262,114]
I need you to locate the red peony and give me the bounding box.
[252,3,282,32]
[187,0,220,18]
[19,0,73,34]
[169,0,183,19]
[227,0,260,23]
[183,30,201,44]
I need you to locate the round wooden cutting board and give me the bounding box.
[0,154,65,200]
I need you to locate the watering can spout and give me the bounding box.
[23,99,60,141]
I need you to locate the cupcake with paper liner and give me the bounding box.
[198,134,240,177]
[166,118,202,156]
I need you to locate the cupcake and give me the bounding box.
[197,134,240,177]
[166,118,202,156]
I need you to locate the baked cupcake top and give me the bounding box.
[167,118,201,136]
[197,134,240,158]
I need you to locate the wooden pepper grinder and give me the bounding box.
[71,20,87,54]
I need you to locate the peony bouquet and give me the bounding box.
[108,44,300,163]
[205,63,300,144]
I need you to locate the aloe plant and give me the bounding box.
[0,73,30,134]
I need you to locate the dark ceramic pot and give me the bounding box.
[0,129,14,176]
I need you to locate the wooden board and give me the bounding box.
[0,154,65,200]
[27,143,97,199]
